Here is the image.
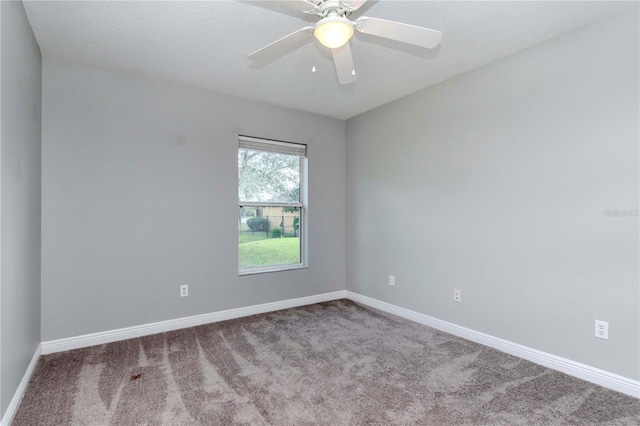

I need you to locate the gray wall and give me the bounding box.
[41,57,346,341]
[346,9,639,380]
[0,0,42,417]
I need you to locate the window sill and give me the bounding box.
[239,264,307,276]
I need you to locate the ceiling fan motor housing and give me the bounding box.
[317,1,349,16]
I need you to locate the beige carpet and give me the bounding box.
[14,300,640,425]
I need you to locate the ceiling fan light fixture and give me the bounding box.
[314,16,354,49]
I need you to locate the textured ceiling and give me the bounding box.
[23,1,635,120]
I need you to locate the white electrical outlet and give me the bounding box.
[389,275,395,287]
[180,284,188,297]
[595,320,608,340]
[453,289,462,303]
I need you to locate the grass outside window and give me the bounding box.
[238,234,300,269]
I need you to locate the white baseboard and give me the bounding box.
[0,344,42,426]
[346,291,640,399]
[42,290,347,355]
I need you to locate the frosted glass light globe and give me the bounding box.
[314,17,354,49]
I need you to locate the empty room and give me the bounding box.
[1,0,639,424]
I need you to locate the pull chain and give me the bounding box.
[351,37,356,76]
[311,37,318,73]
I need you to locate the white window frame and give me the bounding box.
[238,136,308,275]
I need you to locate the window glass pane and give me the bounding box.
[238,206,301,269]
[238,148,300,203]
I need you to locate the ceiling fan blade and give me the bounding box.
[278,0,320,13]
[332,42,356,85]
[355,17,442,49]
[342,0,369,12]
[248,26,314,62]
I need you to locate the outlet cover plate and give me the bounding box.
[595,320,608,340]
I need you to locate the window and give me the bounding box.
[238,136,306,274]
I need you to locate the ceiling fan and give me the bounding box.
[247,0,443,85]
